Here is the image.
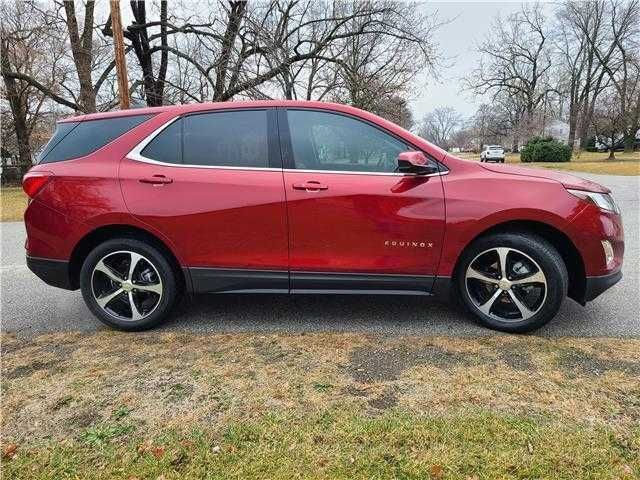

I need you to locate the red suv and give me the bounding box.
[23,101,624,333]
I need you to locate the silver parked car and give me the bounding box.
[480,145,505,163]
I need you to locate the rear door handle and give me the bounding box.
[292,181,328,191]
[139,175,173,185]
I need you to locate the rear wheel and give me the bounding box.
[457,232,568,333]
[80,238,178,331]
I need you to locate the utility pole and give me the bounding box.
[110,0,130,109]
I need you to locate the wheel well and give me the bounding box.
[454,220,586,303]
[68,225,185,291]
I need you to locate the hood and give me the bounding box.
[479,162,610,193]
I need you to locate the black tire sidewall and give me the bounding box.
[80,238,177,331]
[456,233,568,333]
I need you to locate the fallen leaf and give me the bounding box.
[430,464,444,478]
[2,443,18,460]
[151,446,165,459]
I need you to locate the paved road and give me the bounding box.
[2,173,638,338]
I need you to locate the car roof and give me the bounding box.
[60,100,356,123]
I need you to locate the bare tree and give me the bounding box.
[555,1,610,149]
[124,1,442,105]
[2,0,118,112]
[419,107,462,150]
[370,95,414,129]
[592,88,627,159]
[102,0,169,106]
[328,2,442,112]
[0,1,66,176]
[561,0,639,151]
[465,4,555,149]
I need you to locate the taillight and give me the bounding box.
[22,171,53,198]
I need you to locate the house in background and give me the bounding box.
[543,119,570,144]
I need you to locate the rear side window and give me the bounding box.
[141,119,182,164]
[139,110,269,168]
[183,110,268,167]
[39,114,153,164]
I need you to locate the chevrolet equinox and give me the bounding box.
[23,101,624,333]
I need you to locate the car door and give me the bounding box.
[279,108,446,294]
[119,108,289,293]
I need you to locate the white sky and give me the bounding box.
[413,1,529,120]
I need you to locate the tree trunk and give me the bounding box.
[568,104,578,151]
[608,130,616,160]
[64,0,97,112]
[213,1,246,100]
[1,43,33,178]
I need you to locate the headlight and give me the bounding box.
[567,189,620,214]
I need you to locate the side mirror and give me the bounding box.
[397,151,437,175]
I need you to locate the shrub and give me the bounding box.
[520,136,572,163]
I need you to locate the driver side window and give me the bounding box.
[286,110,408,173]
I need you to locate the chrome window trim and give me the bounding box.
[127,115,449,177]
[283,168,448,177]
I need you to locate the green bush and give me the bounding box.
[520,136,572,163]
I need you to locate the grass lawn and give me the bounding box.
[1,186,27,222]
[1,332,639,479]
[457,151,640,175]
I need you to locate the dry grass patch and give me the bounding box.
[456,151,640,175]
[1,332,639,479]
[0,186,27,222]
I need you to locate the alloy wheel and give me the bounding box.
[91,250,163,321]
[465,247,547,322]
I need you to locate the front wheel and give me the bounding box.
[456,232,568,333]
[80,238,179,331]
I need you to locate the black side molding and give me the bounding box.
[187,267,441,296]
[291,271,435,295]
[188,267,289,294]
[26,256,76,290]
[582,270,622,304]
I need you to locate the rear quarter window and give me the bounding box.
[39,114,154,164]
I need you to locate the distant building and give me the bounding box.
[544,119,570,144]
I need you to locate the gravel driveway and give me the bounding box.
[1,172,638,338]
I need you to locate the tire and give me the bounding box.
[456,232,568,333]
[80,238,179,331]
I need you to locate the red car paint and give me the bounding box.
[23,100,624,305]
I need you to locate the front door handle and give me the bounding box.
[292,181,328,191]
[139,175,173,185]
